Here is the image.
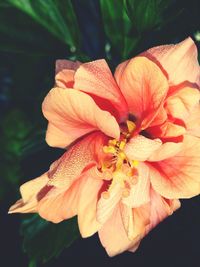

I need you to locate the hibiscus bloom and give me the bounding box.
[9,37,200,256]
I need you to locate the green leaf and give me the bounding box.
[100,0,140,59]
[7,0,81,50]
[21,215,80,263]
[125,0,171,33]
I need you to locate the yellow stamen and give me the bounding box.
[131,160,139,168]
[108,139,117,146]
[103,145,116,154]
[119,140,126,150]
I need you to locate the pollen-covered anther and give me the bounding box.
[103,145,116,154]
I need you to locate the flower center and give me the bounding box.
[101,120,139,198]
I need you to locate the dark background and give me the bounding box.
[1,0,200,266]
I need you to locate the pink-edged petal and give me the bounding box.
[149,135,200,199]
[55,59,81,74]
[122,163,150,207]
[42,87,120,148]
[47,132,106,189]
[98,203,141,256]
[148,141,183,161]
[115,57,168,129]
[165,87,200,121]
[125,135,162,161]
[96,183,122,224]
[144,37,200,86]
[8,173,49,214]
[77,175,104,238]
[74,59,128,122]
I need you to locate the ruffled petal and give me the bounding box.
[147,121,186,139]
[125,135,162,161]
[74,59,128,122]
[37,133,107,223]
[148,141,183,161]
[9,132,106,223]
[115,57,168,129]
[165,87,200,121]
[145,37,200,86]
[149,135,200,198]
[42,88,120,148]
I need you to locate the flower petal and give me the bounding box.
[186,104,200,137]
[125,135,162,161]
[77,176,104,238]
[148,142,183,161]
[96,183,122,224]
[42,88,120,148]
[8,173,49,213]
[9,132,106,223]
[47,132,106,189]
[145,37,200,86]
[37,176,84,223]
[74,59,128,122]
[147,121,186,139]
[38,170,103,226]
[55,60,82,88]
[149,135,200,198]
[55,59,81,74]
[98,203,141,256]
[165,87,200,121]
[145,188,181,233]
[122,163,150,207]
[115,57,168,129]
[55,69,75,88]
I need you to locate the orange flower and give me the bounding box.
[9,38,200,256]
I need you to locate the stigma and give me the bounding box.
[101,120,139,199]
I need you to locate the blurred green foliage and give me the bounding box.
[0,109,31,196]
[100,0,139,59]
[7,0,81,50]
[0,0,199,265]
